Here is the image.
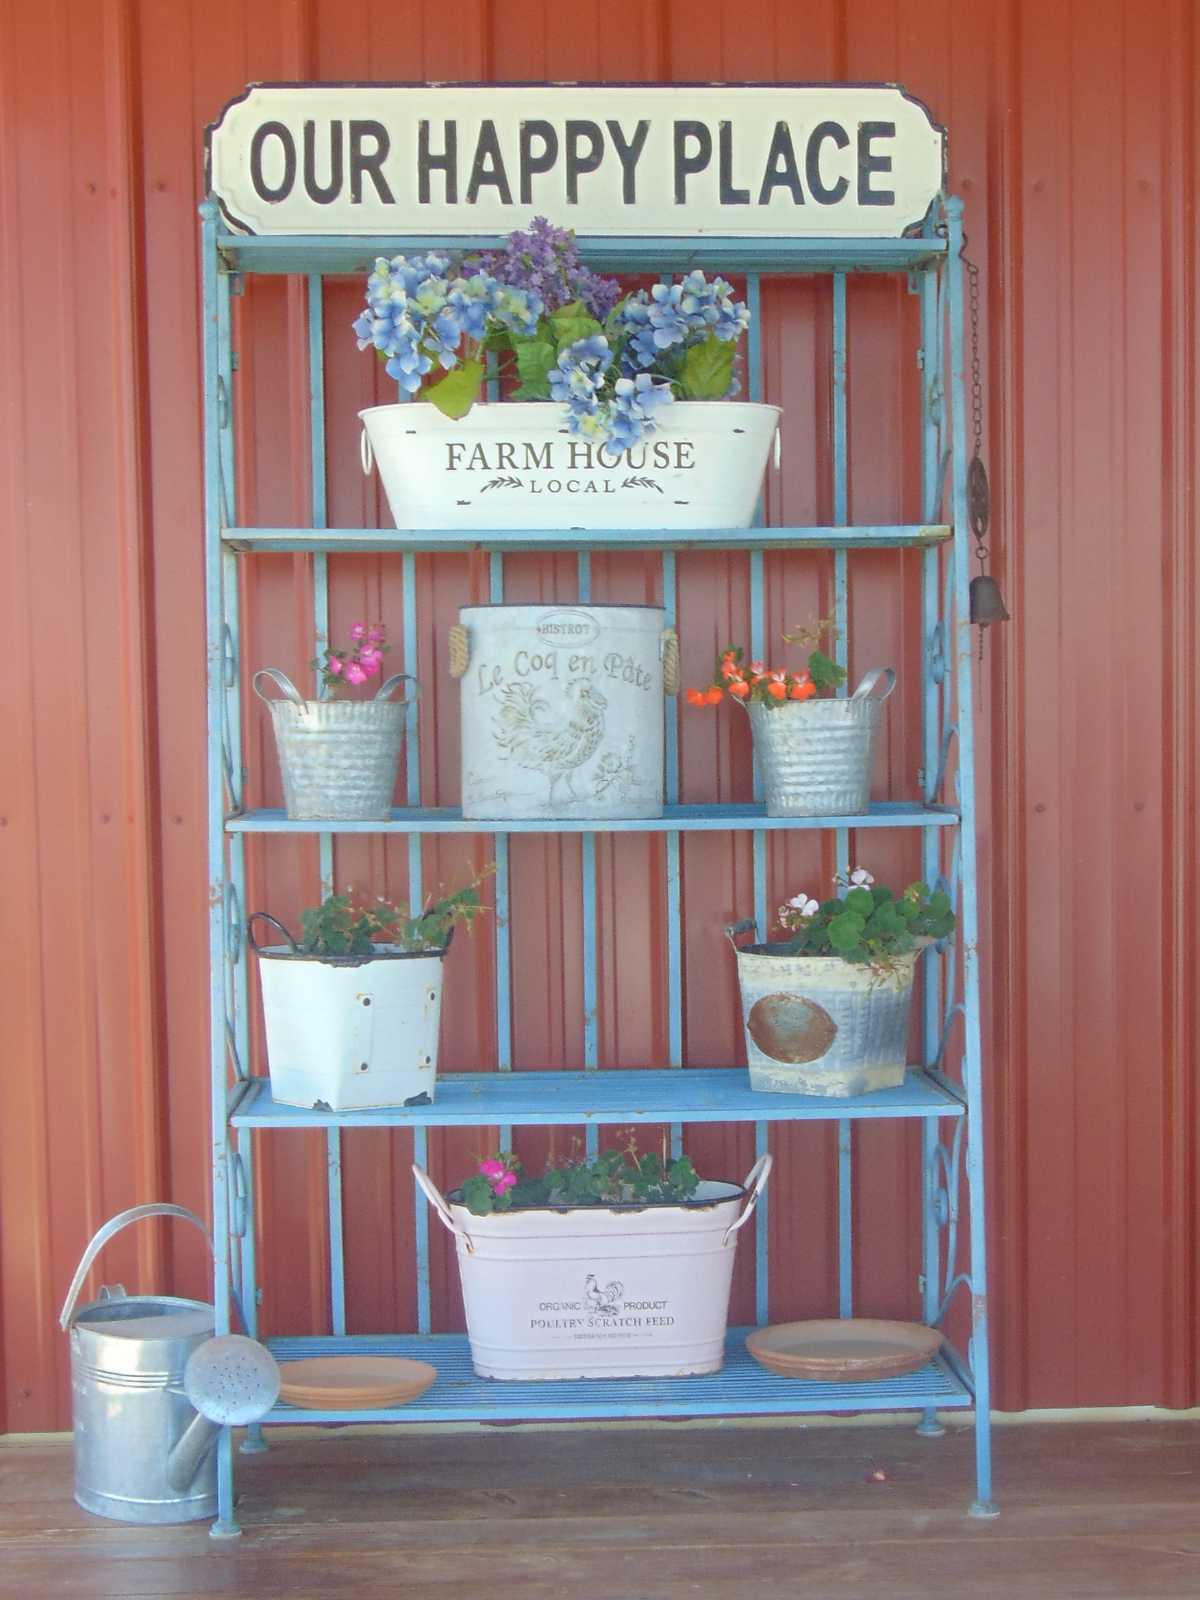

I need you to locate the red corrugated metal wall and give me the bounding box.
[1,0,1196,1431]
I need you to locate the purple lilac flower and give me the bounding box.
[473,216,621,319]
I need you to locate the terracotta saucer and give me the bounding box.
[277,1356,437,1409]
[746,1320,941,1382]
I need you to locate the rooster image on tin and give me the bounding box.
[491,678,608,808]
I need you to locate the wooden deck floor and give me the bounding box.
[2,1418,1198,1599]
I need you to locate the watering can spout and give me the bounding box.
[167,1335,281,1491]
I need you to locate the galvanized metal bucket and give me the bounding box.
[253,667,419,821]
[746,667,896,816]
[414,1156,771,1379]
[58,1204,218,1524]
[727,920,921,1096]
[449,604,678,821]
[249,914,449,1111]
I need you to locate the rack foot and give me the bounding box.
[969,1500,1000,1519]
[915,1408,945,1437]
[240,1424,268,1454]
[209,1518,242,1540]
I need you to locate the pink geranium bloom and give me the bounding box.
[344,661,368,685]
[478,1158,508,1180]
[327,656,344,674]
[493,1171,517,1194]
[350,623,366,640]
[359,647,382,673]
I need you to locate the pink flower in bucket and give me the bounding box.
[313,623,390,697]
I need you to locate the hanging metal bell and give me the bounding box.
[969,574,1010,625]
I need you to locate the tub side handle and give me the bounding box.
[412,1165,475,1254]
[723,1153,774,1245]
[252,668,306,708]
[448,624,470,679]
[375,672,421,705]
[724,919,758,951]
[360,427,374,476]
[660,627,679,696]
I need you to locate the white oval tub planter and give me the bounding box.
[359,400,781,532]
[250,915,449,1112]
[413,1156,772,1380]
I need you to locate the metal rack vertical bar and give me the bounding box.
[306,274,346,1339]
[200,200,238,1539]
[831,270,854,1321]
[490,549,512,1154]
[664,546,683,1161]
[744,272,770,1327]
[945,196,995,1516]
[577,551,599,1154]
[403,552,431,1333]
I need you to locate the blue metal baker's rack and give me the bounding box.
[201,195,993,1536]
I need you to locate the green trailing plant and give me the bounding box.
[773,868,955,967]
[296,867,494,959]
[455,1142,701,1216]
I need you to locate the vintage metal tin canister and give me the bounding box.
[452,604,676,821]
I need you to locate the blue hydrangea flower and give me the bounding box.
[604,372,675,450]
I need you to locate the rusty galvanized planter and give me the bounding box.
[253,668,419,821]
[727,920,922,1096]
[450,604,678,821]
[746,667,895,817]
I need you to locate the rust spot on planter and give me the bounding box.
[747,993,838,1063]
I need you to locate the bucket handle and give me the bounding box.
[660,627,679,696]
[412,1165,475,1254]
[723,1153,774,1245]
[252,668,306,708]
[724,918,758,951]
[375,672,420,705]
[361,427,374,477]
[247,912,300,956]
[850,667,897,703]
[59,1204,213,1331]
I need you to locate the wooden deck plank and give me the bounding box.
[2,1421,1199,1599]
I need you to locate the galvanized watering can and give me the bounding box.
[59,1204,278,1524]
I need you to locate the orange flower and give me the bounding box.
[729,680,751,698]
[705,686,725,704]
[685,688,707,707]
[767,680,788,700]
[789,680,817,701]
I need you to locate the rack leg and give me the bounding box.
[915,1408,945,1438]
[209,1427,242,1539]
[240,1423,268,1455]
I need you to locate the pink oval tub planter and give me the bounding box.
[413,1151,772,1380]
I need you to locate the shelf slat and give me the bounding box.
[226,801,959,836]
[223,523,950,554]
[219,234,948,278]
[259,1330,971,1423]
[230,1068,965,1130]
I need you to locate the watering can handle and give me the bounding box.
[723,1153,774,1245]
[851,667,897,702]
[375,672,420,705]
[724,919,758,951]
[252,668,306,708]
[412,1165,475,1254]
[59,1204,212,1330]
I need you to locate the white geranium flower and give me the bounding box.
[849,868,874,889]
[786,893,820,918]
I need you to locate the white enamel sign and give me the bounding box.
[206,83,944,238]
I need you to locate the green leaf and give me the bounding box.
[509,335,559,400]
[844,887,874,916]
[425,358,485,420]
[827,910,865,952]
[460,1175,496,1216]
[678,333,736,400]
[807,650,847,692]
[551,301,603,353]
